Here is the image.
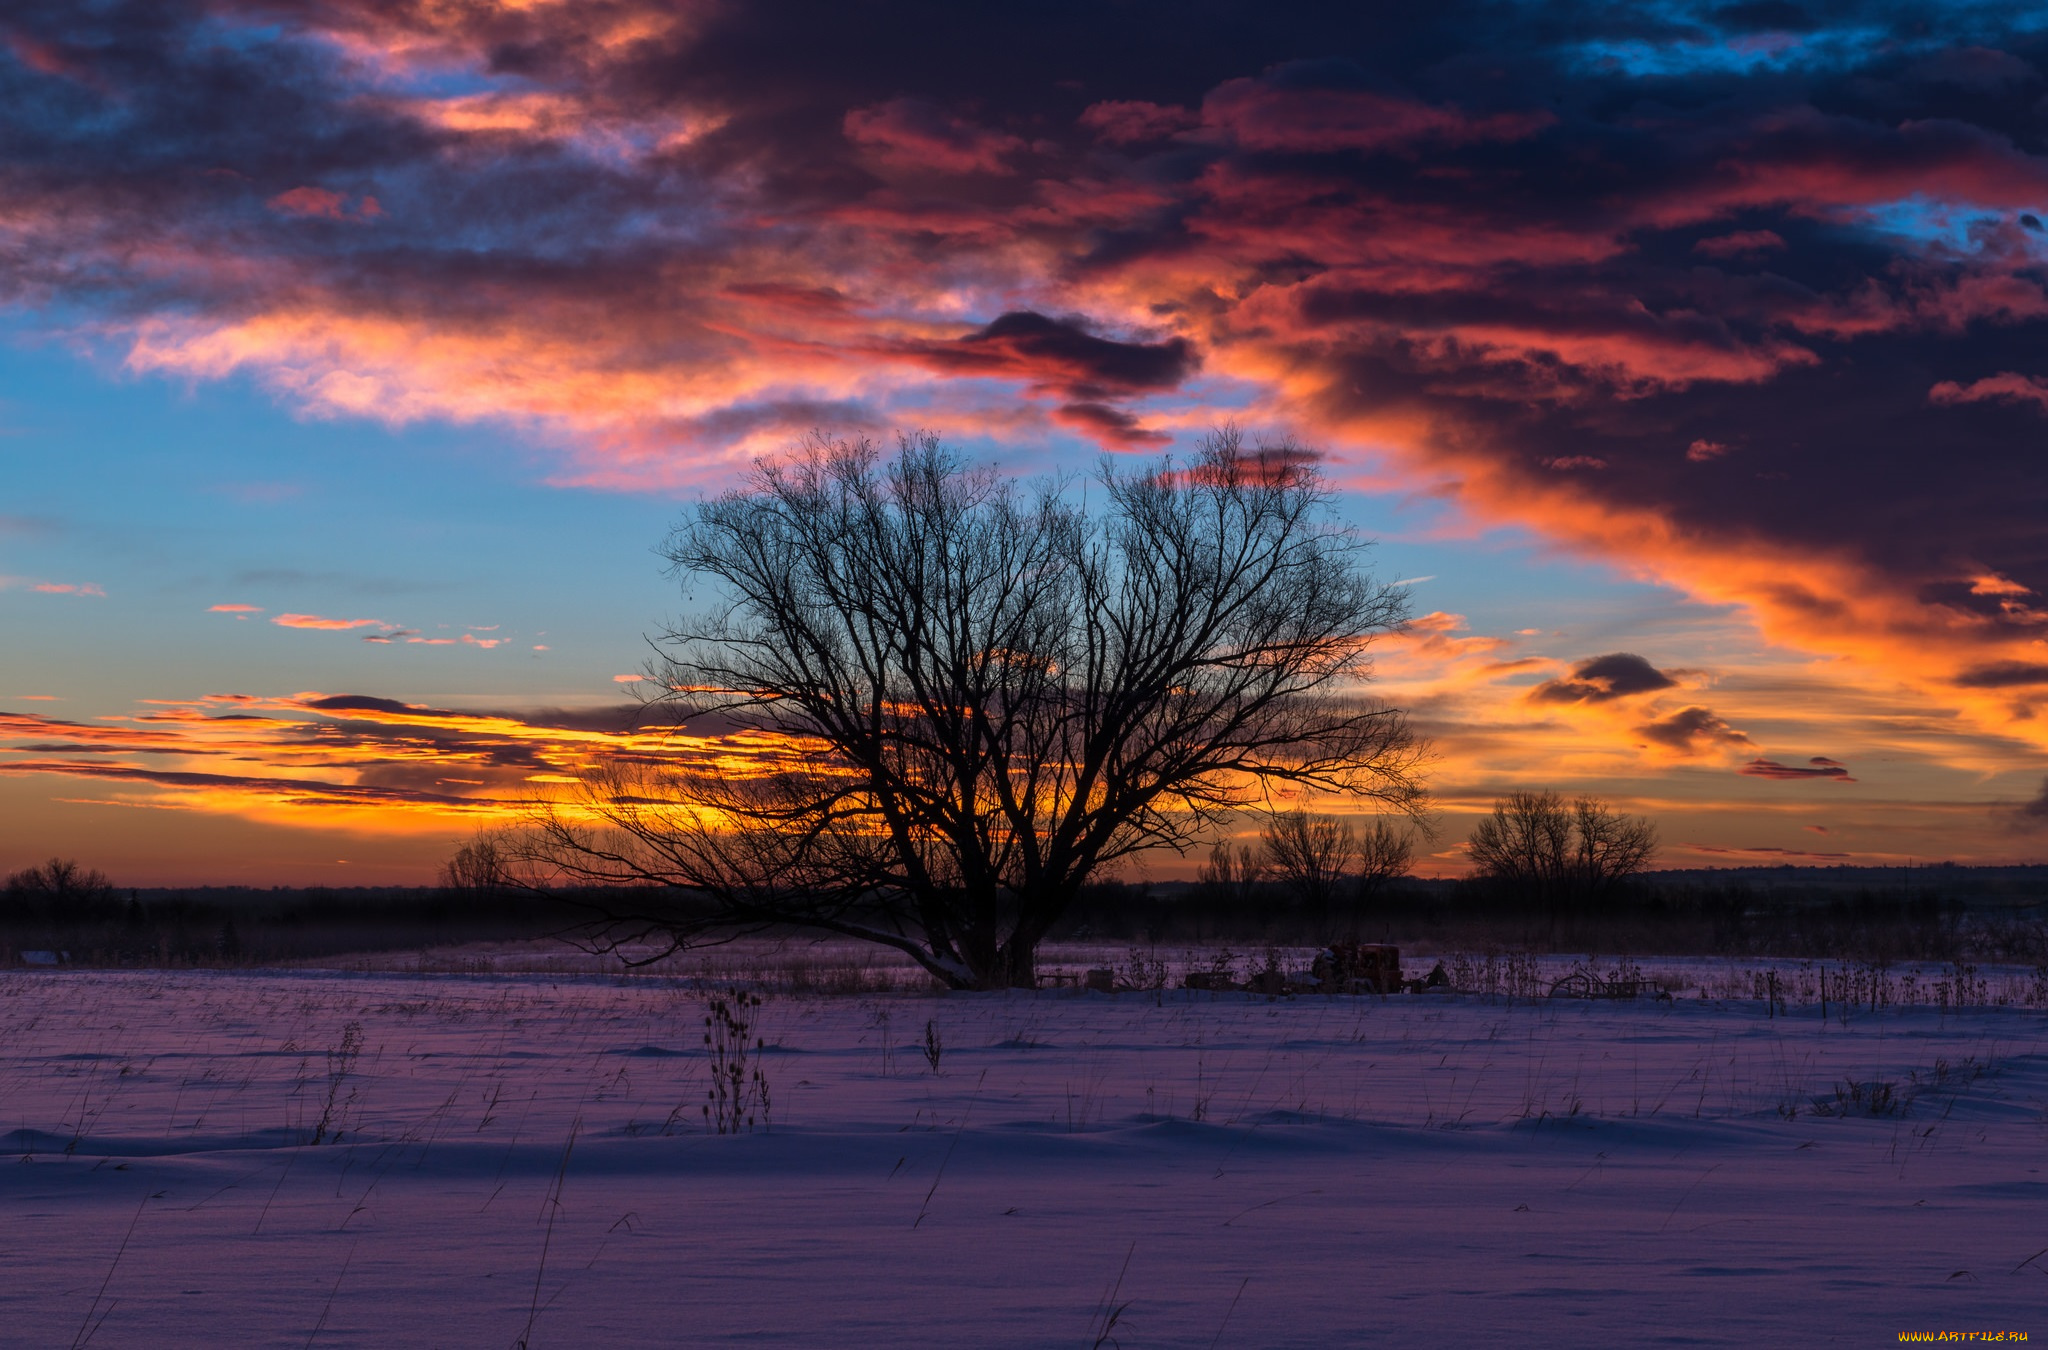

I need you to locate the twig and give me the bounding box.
[516,1115,582,1349]
[913,1069,986,1229]
[303,1237,359,1347]
[1208,1277,1249,1350]
[72,1190,149,1349]
[1658,1163,1721,1234]
[1088,1242,1136,1350]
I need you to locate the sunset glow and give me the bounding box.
[4,0,2046,882]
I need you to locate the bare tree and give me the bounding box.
[3,857,116,919]
[1353,818,1414,901]
[518,427,1426,988]
[1466,791,1657,914]
[1195,839,1264,908]
[441,832,512,900]
[1259,810,1356,912]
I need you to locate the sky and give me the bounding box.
[3,0,2047,885]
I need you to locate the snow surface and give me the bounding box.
[1,962,2043,1346]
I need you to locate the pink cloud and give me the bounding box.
[1198,79,1554,155]
[1078,100,1200,145]
[32,582,105,596]
[272,613,383,630]
[843,99,1026,174]
[267,186,382,222]
[1686,439,1729,462]
[1928,372,2048,413]
[1692,230,1787,258]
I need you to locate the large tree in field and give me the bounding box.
[519,427,1426,988]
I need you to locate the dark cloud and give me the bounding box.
[1052,402,1172,449]
[0,758,497,809]
[1532,653,1677,704]
[1739,756,1856,782]
[1956,661,2048,688]
[302,694,419,715]
[886,312,1194,401]
[1636,705,1753,754]
[2021,777,2048,822]
[1689,844,1853,860]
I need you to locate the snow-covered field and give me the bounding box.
[2,958,2043,1346]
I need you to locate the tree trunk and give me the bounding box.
[976,935,1038,990]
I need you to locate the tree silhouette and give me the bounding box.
[519,428,1426,988]
[1259,810,1356,913]
[3,857,116,921]
[1466,791,1657,918]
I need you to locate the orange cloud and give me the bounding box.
[0,692,815,834]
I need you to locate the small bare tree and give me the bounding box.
[441,832,512,900]
[517,427,1427,989]
[1466,791,1656,915]
[1259,810,1356,912]
[1353,818,1414,901]
[1195,840,1264,907]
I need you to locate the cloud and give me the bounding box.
[1532,653,1678,704]
[843,99,1026,174]
[267,186,382,222]
[208,603,262,613]
[1928,373,2048,414]
[0,691,762,826]
[1687,844,1852,860]
[1739,757,1856,782]
[271,613,384,631]
[2021,778,2048,823]
[1196,74,1554,155]
[3,0,2048,763]
[885,312,1195,401]
[1692,230,1786,258]
[1052,402,1172,449]
[1078,100,1200,145]
[1685,439,1729,462]
[1636,706,1754,755]
[29,582,105,597]
[1955,662,2048,689]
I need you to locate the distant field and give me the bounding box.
[2,958,2043,1345]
